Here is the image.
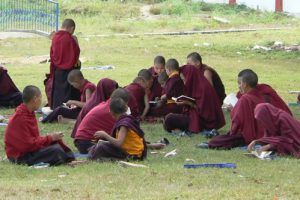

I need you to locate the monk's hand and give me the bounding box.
[94,131,107,139]
[51,132,64,141]
[247,140,256,152]
[256,144,271,155]
[66,100,74,107]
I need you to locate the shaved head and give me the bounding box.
[22,85,41,103]
[238,69,258,88]
[166,59,179,71]
[110,88,129,103]
[62,19,76,29]
[138,69,152,81]
[187,52,202,65]
[67,69,84,83]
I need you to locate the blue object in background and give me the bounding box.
[184,163,237,169]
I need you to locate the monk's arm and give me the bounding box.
[66,100,84,108]
[85,88,93,101]
[95,127,127,148]
[141,94,150,118]
[204,69,213,86]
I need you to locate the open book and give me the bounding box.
[171,95,195,103]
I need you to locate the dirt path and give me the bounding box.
[140,5,160,20]
[0,32,40,39]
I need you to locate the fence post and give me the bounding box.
[55,2,59,31]
[229,0,236,6]
[275,0,283,12]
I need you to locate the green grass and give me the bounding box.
[1,1,300,199]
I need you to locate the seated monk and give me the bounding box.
[88,98,147,161]
[49,19,81,110]
[187,52,226,106]
[0,66,22,108]
[42,70,96,123]
[164,64,225,133]
[157,71,169,88]
[148,56,166,101]
[207,69,289,149]
[247,103,300,158]
[124,76,150,119]
[4,85,74,166]
[148,59,184,117]
[74,88,130,154]
[71,78,118,138]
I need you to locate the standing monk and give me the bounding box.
[187,52,226,106]
[49,19,81,109]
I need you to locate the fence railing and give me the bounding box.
[0,0,59,35]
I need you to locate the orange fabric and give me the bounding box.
[168,71,179,78]
[116,128,144,157]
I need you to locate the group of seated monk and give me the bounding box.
[2,18,300,166]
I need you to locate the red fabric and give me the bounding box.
[200,64,226,106]
[163,74,184,99]
[180,65,225,132]
[0,67,19,96]
[50,31,80,73]
[229,88,265,144]
[125,83,145,118]
[4,104,53,159]
[71,78,118,138]
[255,103,300,158]
[80,80,96,102]
[255,84,292,116]
[75,100,116,140]
[148,67,163,101]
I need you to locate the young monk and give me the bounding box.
[187,52,226,106]
[4,85,74,166]
[164,64,225,133]
[138,69,154,96]
[157,71,169,88]
[74,88,130,153]
[49,19,81,109]
[71,78,118,138]
[42,70,96,123]
[0,66,22,108]
[88,98,147,161]
[148,59,184,117]
[247,103,300,158]
[207,69,270,149]
[124,76,150,119]
[148,56,166,101]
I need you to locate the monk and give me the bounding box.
[74,88,130,153]
[49,19,81,109]
[164,64,225,133]
[207,69,271,149]
[148,56,166,101]
[148,59,184,117]
[157,71,168,88]
[4,85,74,166]
[247,103,300,158]
[88,98,147,161]
[42,70,96,123]
[71,78,118,138]
[0,66,22,108]
[187,52,226,106]
[124,76,150,119]
[138,68,154,95]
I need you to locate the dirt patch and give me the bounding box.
[140,5,161,20]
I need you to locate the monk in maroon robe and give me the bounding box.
[71,78,118,138]
[124,77,149,119]
[187,52,226,106]
[0,66,22,108]
[164,64,225,133]
[208,69,275,149]
[5,86,74,166]
[247,103,300,158]
[49,19,81,109]
[148,56,165,101]
[148,59,184,117]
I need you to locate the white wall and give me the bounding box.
[283,0,300,13]
[199,0,228,4]
[236,0,275,11]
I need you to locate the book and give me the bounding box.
[172,95,195,103]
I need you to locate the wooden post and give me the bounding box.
[229,0,236,6]
[275,0,283,12]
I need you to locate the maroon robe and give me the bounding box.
[79,80,96,102]
[181,65,225,132]
[71,78,118,138]
[208,88,265,148]
[0,67,22,108]
[5,104,72,160]
[201,64,226,106]
[124,83,146,118]
[148,73,184,117]
[49,31,80,109]
[255,103,300,158]
[148,67,163,101]
[236,84,291,116]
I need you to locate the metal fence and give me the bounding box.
[0,0,59,35]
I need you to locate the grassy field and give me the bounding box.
[1,1,300,199]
